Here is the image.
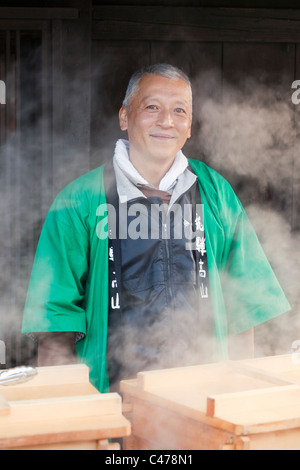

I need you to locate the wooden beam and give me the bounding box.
[0,20,45,30]
[0,8,79,20]
[93,6,300,42]
[0,394,10,417]
[1,393,122,424]
[206,384,300,422]
[93,6,300,22]
[227,360,293,387]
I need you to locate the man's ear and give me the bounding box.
[119,107,128,131]
[187,115,192,139]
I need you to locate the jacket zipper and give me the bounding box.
[163,180,198,312]
[162,219,174,311]
[126,179,198,313]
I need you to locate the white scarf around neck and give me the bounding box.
[113,139,188,192]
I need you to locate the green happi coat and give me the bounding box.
[22,160,291,392]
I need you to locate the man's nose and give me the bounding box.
[156,109,174,127]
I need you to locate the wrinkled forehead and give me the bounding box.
[134,74,193,109]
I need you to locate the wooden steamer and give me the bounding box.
[121,355,300,450]
[0,364,130,450]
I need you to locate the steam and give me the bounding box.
[192,72,300,356]
[0,39,85,367]
[110,72,300,374]
[195,74,296,188]
[1,56,299,373]
[0,80,5,104]
[246,205,300,356]
[0,36,94,368]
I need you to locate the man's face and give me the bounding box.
[119,74,192,165]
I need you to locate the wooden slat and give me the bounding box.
[0,363,131,450]
[122,357,300,449]
[51,4,91,192]
[0,8,79,20]
[242,428,300,451]
[15,364,90,387]
[0,20,45,30]
[137,363,222,392]
[292,44,300,231]
[0,365,95,401]
[150,41,222,162]
[93,6,300,42]
[0,27,46,370]
[136,361,288,393]
[206,384,300,421]
[1,382,98,402]
[93,6,300,22]
[90,40,150,168]
[0,394,10,417]
[241,355,300,386]
[10,439,120,451]
[227,360,293,386]
[130,362,282,428]
[242,354,300,376]
[223,42,295,87]
[0,413,130,450]
[130,396,234,450]
[209,41,296,241]
[0,393,122,424]
[9,440,101,451]
[150,41,222,77]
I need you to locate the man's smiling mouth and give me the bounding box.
[150,134,175,139]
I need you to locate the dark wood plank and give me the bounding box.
[223,42,295,88]
[293,44,300,232]
[0,1,91,370]
[213,43,295,214]
[90,41,150,168]
[93,7,300,42]
[0,20,44,30]
[93,0,300,6]
[218,42,298,358]
[0,8,78,20]
[150,41,223,162]
[0,30,44,368]
[93,6,300,22]
[51,2,92,192]
[150,41,222,83]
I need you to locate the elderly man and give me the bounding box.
[22,64,290,392]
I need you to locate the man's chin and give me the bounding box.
[148,144,181,162]
[150,152,178,163]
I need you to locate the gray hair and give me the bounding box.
[122,63,193,111]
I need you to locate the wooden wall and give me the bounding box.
[0,2,299,367]
[91,6,300,225]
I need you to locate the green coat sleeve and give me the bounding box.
[205,164,291,336]
[22,166,110,393]
[221,200,291,335]
[22,188,90,335]
[189,159,291,342]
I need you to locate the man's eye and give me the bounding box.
[146,105,158,110]
[175,108,186,114]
